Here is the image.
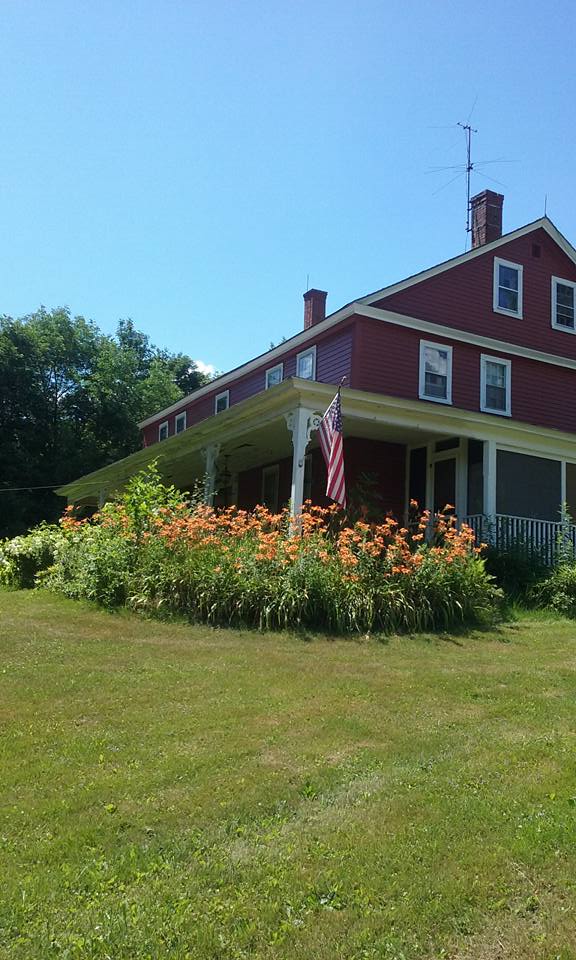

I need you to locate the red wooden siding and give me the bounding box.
[143,325,354,447]
[344,438,406,519]
[373,227,576,359]
[236,442,405,516]
[354,315,576,434]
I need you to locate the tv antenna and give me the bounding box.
[458,122,477,236]
[426,119,515,249]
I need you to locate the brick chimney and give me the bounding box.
[471,190,504,248]
[303,288,327,329]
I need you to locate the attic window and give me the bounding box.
[175,412,186,434]
[552,277,576,332]
[158,421,169,442]
[266,363,283,389]
[215,390,230,414]
[296,346,317,380]
[493,258,523,318]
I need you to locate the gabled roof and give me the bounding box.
[139,216,576,428]
[355,217,576,307]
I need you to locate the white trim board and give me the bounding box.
[356,303,576,371]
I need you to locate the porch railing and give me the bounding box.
[461,514,576,566]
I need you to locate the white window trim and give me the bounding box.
[480,354,511,417]
[261,464,280,512]
[158,420,169,441]
[551,275,576,334]
[296,345,317,381]
[175,411,187,433]
[418,340,453,405]
[493,257,523,318]
[265,362,284,389]
[214,390,230,414]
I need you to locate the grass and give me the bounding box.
[1,591,576,959]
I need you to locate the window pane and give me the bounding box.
[298,353,313,379]
[267,367,282,387]
[424,347,448,376]
[556,283,575,327]
[486,384,506,410]
[499,265,518,291]
[498,287,518,311]
[498,265,519,312]
[486,361,506,388]
[216,394,228,412]
[425,372,447,398]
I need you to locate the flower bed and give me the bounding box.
[0,466,501,634]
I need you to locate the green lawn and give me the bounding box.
[1,591,576,959]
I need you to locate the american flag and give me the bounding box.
[319,389,346,507]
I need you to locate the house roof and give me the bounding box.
[139,216,576,429]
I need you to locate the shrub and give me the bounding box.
[3,468,502,634]
[483,543,549,602]
[531,563,576,618]
[0,524,66,589]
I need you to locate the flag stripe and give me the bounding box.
[318,391,346,507]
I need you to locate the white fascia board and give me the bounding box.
[357,218,576,307]
[357,303,576,371]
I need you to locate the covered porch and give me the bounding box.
[58,378,576,562]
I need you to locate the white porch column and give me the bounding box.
[201,443,221,505]
[284,407,321,520]
[483,439,497,540]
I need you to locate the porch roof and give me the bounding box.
[57,377,576,502]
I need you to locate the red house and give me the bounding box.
[59,191,576,556]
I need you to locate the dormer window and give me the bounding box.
[158,421,169,441]
[296,346,316,380]
[493,258,523,317]
[215,390,229,414]
[552,277,576,332]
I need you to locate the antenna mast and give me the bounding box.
[458,122,477,236]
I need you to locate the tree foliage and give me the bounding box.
[0,308,209,537]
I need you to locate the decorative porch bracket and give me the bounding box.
[201,443,221,505]
[284,407,322,521]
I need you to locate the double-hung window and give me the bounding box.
[175,411,186,434]
[158,421,169,441]
[296,346,316,380]
[214,390,229,414]
[493,258,523,317]
[480,355,511,416]
[419,341,453,404]
[552,276,576,332]
[265,363,283,388]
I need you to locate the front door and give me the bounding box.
[433,457,456,515]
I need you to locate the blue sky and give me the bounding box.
[1,0,574,374]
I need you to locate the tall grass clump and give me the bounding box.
[1,465,501,634]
